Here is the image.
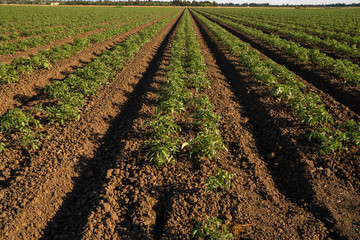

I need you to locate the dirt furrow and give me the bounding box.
[0,12,178,189]
[197,11,360,116]
[192,10,360,239]
[0,11,182,240]
[67,11,324,240]
[0,12,174,116]
[76,17,180,240]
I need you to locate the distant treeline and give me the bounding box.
[0,0,359,7]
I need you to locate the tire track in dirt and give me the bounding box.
[196,11,360,116]
[0,11,182,240]
[0,12,175,116]
[192,10,360,239]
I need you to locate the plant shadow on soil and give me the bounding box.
[39,14,181,240]
[192,11,344,239]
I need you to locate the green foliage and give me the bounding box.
[45,103,82,125]
[308,127,348,154]
[192,10,360,155]
[43,13,176,125]
[206,170,234,195]
[308,120,360,154]
[146,114,181,139]
[340,120,360,146]
[159,96,187,115]
[145,136,179,168]
[190,94,215,112]
[145,11,226,165]
[0,108,42,133]
[289,93,333,127]
[191,216,234,240]
[271,84,300,100]
[0,108,43,150]
[1,10,177,85]
[190,129,227,159]
[198,10,360,86]
[30,55,51,69]
[0,143,5,153]
[193,109,221,130]
[0,63,18,84]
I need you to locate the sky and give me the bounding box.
[204,0,360,4]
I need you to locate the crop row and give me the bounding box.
[0,6,169,35]
[203,10,359,57]
[0,13,168,85]
[220,8,360,37]
[0,13,152,56]
[146,10,233,238]
[0,17,123,44]
[198,10,360,86]
[146,10,226,167]
[192,10,360,154]
[224,11,360,46]
[0,11,179,153]
[205,8,360,46]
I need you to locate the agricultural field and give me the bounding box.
[0,5,359,239]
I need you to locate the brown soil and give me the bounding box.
[191,10,360,239]
[197,11,360,116]
[0,11,183,240]
[0,8,360,240]
[213,13,360,65]
[0,12,175,116]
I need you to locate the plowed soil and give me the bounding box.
[213,13,360,66]
[198,11,360,116]
[0,8,359,240]
[0,11,175,116]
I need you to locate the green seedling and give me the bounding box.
[190,129,227,159]
[0,108,43,150]
[289,93,333,127]
[191,216,234,240]
[190,94,214,112]
[308,127,349,154]
[0,143,5,153]
[340,120,360,146]
[145,136,179,168]
[159,97,187,115]
[145,114,181,139]
[0,63,18,84]
[45,103,81,125]
[206,170,234,196]
[193,109,220,131]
